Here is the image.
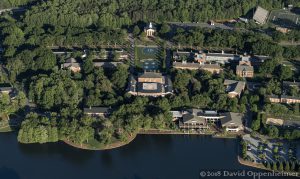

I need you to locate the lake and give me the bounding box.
[0,133,296,179]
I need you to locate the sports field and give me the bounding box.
[268,9,300,28]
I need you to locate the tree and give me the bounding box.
[140,31,147,39]
[278,161,284,171]
[112,51,120,61]
[293,103,299,115]
[285,161,290,171]
[272,162,278,171]
[100,49,106,59]
[83,58,94,74]
[34,47,57,71]
[99,128,113,144]
[16,91,27,107]
[291,161,296,171]
[133,25,140,37]
[259,58,278,75]
[251,119,261,131]
[266,162,271,169]
[75,127,92,146]
[276,65,293,80]
[267,126,279,138]
[159,23,170,36]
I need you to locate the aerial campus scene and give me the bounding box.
[0,0,300,179]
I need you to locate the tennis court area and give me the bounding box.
[136,47,160,71]
[143,60,159,71]
[268,10,300,28]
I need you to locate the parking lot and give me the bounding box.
[268,9,300,28]
[243,134,299,164]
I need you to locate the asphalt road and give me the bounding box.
[168,22,236,30]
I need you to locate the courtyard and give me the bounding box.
[135,46,161,71]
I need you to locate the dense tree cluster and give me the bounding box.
[19,0,288,28]
[0,0,299,148]
[84,64,129,107]
[167,69,249,113]
[18,113,59,144]
[0,92,26,116]
[0,0,36,9]
[28,70,83,112]
[169,28,300,59]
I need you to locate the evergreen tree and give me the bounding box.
[133,25,140,37]
[285,161,290,171]
[272,162,278,171]
[279,161,284,171]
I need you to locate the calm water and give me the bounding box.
[0,133,296,179]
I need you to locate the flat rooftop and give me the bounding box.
[143,83,158,90]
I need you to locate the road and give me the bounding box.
[0,7,26,14]
[168,22,236,31]
[128,33,135,73]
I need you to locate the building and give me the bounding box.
[173,61,201,70]
[170,111,183,121]
[173,61,222,74]
[83,107,111,118]
[196,110,227,123]
[224,80,246,98]
[280,96,300,104]
[144,22,156,37]
[253,6,269,24]
[268,95,281,103]
[266,117,284,126]
[276,27,290,34]
[173,109,244,132]
[268,81,300,104]
[266,117,300,128]
[236,57,254,78]
[173,50,193,61]
[220,112,244,132]
[178,109,209,130]
[269,95,300,104]
[61,58,81,72]
[93,61,123,68]
[205,52,240,64]
[194,52,206,64]
[200,64,222,74]
[128,72,173,97]
[0,84,13,94]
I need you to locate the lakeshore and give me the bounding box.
[63,128,220,150]
[0,133,295,179]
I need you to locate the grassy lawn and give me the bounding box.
[136,47,159,59]
[0,125,13,132]
[83,137,120,150]
[135,38,158,46]
[84,138,105,149]
[135,46,162,71]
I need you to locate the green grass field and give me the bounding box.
[136,47,158,59]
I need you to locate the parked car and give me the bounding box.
[247,146,252,151]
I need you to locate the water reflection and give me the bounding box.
[100,151,114,168]
[0,133,297,179]
[0,167,20,179]
[18,141,95,165]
